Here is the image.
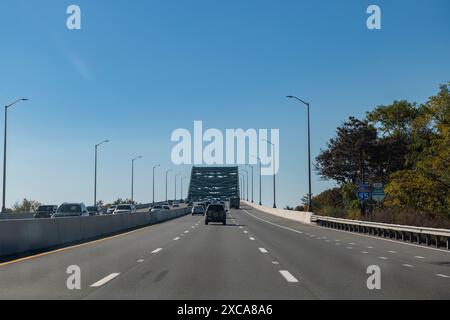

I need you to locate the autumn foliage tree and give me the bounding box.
[313,83,450,223]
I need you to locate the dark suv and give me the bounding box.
[205,204,226,225]
[34,205,58,218]
[87,206,103,216]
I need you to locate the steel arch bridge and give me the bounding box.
[187,166,240,208]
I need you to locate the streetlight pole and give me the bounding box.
[165,169,172,202]
[181,176,185,200]
[247,165,254,203]
[131,156,142,203]
[152,164,160,205]
[239,177,242,199]
[251,156,262,205]
[242,169,249,202]
[240,174,245,200]
[94,140,110,206]
[287,96,313,212]
[263,139,276,208]
[174,173,181,201]
[2,98,29,213]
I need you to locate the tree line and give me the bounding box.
[297,83,449,228]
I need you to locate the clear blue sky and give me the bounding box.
[0,0,449,208]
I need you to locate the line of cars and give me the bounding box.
[148,200,186,213]
[191,199,230,225]
[33,203,137,218]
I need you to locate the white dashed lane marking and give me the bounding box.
[279,270,299,283]
[414,256,426,259]
[436,274,450,279]
[174,237,180,241]
[137,259,144,263]
[402,264,414,268]
[259,248,268,253]
[90,273,120,288]
[249,237,255,241]
[151,248,163,254]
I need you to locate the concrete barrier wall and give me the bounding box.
[0,207,191,258]
[242,201,312,224]
[0,213,35,220]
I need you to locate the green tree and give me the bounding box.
[113,198,137,205]
[12,198,42,213]
[316,117,378,184]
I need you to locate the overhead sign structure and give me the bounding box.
[371,183,385,202]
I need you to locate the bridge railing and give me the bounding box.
[312,215,450,250]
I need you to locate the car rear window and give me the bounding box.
[117,205,132,210]
[58,205,81,213]
[207,205,224,213]
[38,206,54,211]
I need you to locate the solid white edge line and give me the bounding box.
[242,209,304,235]
[90,273,120,287]
[279,270,299,283]
[242,208,450,254]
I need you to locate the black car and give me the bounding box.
[34,205,58,218]
[87,206,103,216]
[205,204,226,225]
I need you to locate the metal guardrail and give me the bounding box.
[312,215,450,250]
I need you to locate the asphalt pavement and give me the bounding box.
[0,203,449,300]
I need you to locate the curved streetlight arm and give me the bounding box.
[6,98,29,109]
[262,138,273,146]
[287,95,309,107]
[96,140,110,147]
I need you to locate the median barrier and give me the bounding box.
[0,207,191,258]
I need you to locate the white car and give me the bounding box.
[106,205,117,215]
[52,203,90,218]
[191,205,205,216]
[113,204,136,214]
[150,205,166,213]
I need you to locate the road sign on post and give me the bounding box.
[371,183,385,202]
[357,183,371,202]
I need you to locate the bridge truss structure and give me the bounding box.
[187,166,240,208]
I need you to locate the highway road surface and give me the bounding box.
[0,203,449,299]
